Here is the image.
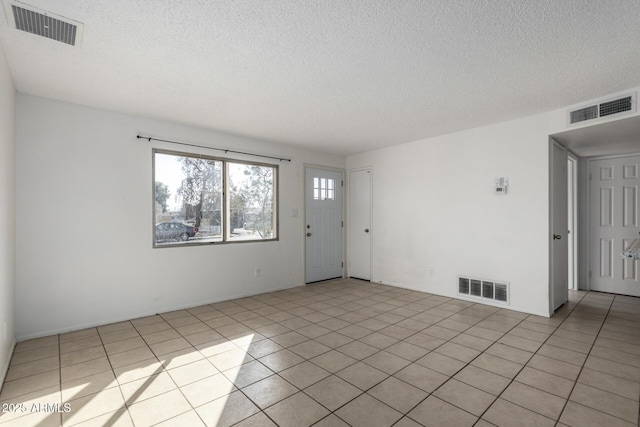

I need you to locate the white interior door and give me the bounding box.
[589,155,640,296]
[349,168,371,280]
[551,141,568,311]
[305,167,343,283]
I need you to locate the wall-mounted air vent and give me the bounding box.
[458,275,509,304]
[599,96,633,118]
[494,283,508,303]
[4,1,83,46]
[568,93,636,125]
[482,281,494,299]
[569,105,598,124]
[470,279,482,297]
[458,277,469,294]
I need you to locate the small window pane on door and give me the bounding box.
[313,177,335,200]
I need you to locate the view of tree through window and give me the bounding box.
[228,162,276,241]
[153,150,277,246]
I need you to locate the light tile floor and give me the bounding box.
[1,278,639,426]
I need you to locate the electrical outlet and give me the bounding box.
[255,268,261,277]
[428,267,435,277]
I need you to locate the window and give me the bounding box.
[153,149,277,247]
[313,177,335,200]
[228,162,276,241]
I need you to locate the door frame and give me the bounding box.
[567,153,578,290]
[549,138,569,314]
[586,152,640,292]
[347,167,373,281]
[303,164,346,283]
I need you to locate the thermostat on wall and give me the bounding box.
[495,177,508,195]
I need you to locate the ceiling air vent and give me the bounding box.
[569,105,598,124]
[599,96,633,118]
[568,93,636,125]
[4,1,83,46]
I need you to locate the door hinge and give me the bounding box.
[341,262,344,268]
[341,221,344,228]
[341,180,344,187]
[589,270,592,278]
[589,173,592,181]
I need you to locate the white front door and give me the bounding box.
[349,168,371,280]
[305,167,343,283]
[551,141,568,311]
[589,155,640,296]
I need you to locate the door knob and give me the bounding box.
[364,229,370,233]
[553,234,561,240]
[306,232,312,237]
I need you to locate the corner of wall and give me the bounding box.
[0,39,17,384]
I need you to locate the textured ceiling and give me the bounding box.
[1,0,640,155]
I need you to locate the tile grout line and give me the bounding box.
[229,284,392,426]
[57,333,62,426]
[225,285,472,426]
[0,288,555,421]
[482,292,624,426]
[304,297,518,425]
[463,292,591,427]
[551,294,613,426]
[85,291,543,426]
[237,285,587,426]
[322,295,478,425]
[159,298,350,426]
[301,290,463,426]
[486,293,606,426]
[5,282,639,427]
[181,304,276,427]
[127,311,235,426]
[57,323,137,426]
[132,314,212,427]
[232,296,350,419]
[93,323,138,427]
[553,294,638,426]
[398,302,557,426]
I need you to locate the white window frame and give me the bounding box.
[152,149,279,248]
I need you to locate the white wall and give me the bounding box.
[0,42,16,381]
[15,95,345,340]
[347,114,553,316]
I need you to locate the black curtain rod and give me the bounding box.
[137,135,292,162]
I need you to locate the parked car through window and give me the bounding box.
[155,222,198,243]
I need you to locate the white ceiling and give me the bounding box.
[1,0,640,156]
